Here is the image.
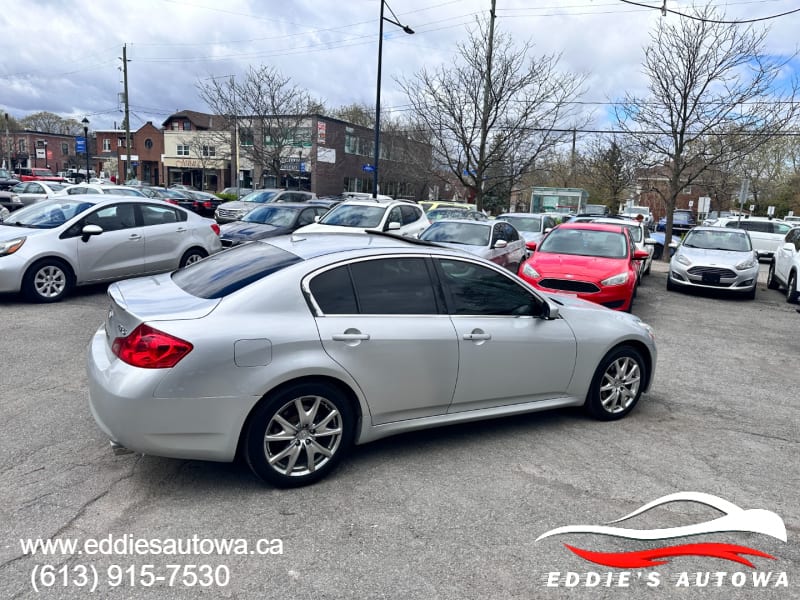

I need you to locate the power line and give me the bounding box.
[618,0,800,23]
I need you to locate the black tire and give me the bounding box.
[585,345,646,421]
[179,248,207,268]
[244,382,354,487]
[767,262,780,290]
[22,259,74,303]
[787,271,799,304]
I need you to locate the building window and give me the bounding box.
[145,138,153,149]
[202,145,216,157]
[103,139,111,152]
[177,144,190,156]
[61,143,69,156]
[183,121,191,131]
[240,128,254,147]
[118,137,126,148]
[18,140,25,153]
[171,122,180,131]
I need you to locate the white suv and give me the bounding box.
[767,226,800,302]
[295,199,430,237]
[707,216,793,260]
[620,206,653,230]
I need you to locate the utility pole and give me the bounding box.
[477,0,497,212]
[121,44,132,182]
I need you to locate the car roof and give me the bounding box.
[428,218,492,226]
[268,231,470,261]
[338,198,414,207]
[246,202,323,210]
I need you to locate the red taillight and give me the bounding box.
[210,223,220,236]
[111,324,193,369]
[166,199,178,205]
[203,200,213,209]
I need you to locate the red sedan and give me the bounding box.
[517,222,648,311]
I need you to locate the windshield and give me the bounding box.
[420,221,490,246]
[1,199,93,229]
[241,190,280,204]
[319,204,386,228]
[243,205,298,226]
[623,206,650,216]
[683,229,751,252]
[539,228,628,258]
[502,216,542,232]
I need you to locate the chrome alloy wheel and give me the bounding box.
[184,253,204,265]
[34,265,67,299]
[264,395,343,477]
[599,356,641,414]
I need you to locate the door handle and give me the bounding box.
[176,227,187,233]
[332,333,370,341]
[463,332,491,341]
[128,234,142,240]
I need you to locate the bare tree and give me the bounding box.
[398,15,586,211]
[19,112,83,135]
[581,136,641,210]
[616,4,799,258]
[197,66,322,187]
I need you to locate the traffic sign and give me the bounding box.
[362,164,375,172]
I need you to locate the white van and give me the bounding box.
[710,216,794,259]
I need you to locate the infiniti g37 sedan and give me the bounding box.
[0,196,222,302]
[87,232,657,487]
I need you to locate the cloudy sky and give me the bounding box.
[1,0,798,133]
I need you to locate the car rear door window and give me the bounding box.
[350,258,439,314]
[309,265,358,314]
[141,203,184,226]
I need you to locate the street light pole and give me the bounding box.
[372,0,413,199]
[82,117,90,183]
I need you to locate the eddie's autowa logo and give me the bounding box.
[536,492,789,589]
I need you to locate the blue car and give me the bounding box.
[656,210,696,236]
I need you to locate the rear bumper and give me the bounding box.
[86,326,257,462]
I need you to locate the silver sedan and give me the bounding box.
[667,226,759,298]
[87,232,657,488]
[0,195,222,302]
[418,219,527,271]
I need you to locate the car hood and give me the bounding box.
[0,224,57,240]
[295,223,375,234]
[529,252,630,280]
[425,241,489,255]
[217,201,255,212]
[676,247,754,264]
[220,221,286,241]
[108,274,221,321]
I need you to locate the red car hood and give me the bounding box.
[529,252,629,280]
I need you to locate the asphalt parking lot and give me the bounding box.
[1,261,798,599]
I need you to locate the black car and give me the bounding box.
[0,168,20,191]
[219,203,331,247]
[185,190,224,218]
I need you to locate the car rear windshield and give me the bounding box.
[502,216,542,232]
[171,242,303,298]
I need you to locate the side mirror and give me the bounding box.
[313,215,321,223]
[386,221,401,231]
[633,248,649,260]
[525,240,538,252]
[493,239,508,249]
[81,224,103,242]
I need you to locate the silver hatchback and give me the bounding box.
[87,232,657,487]
[0,196,222,302]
